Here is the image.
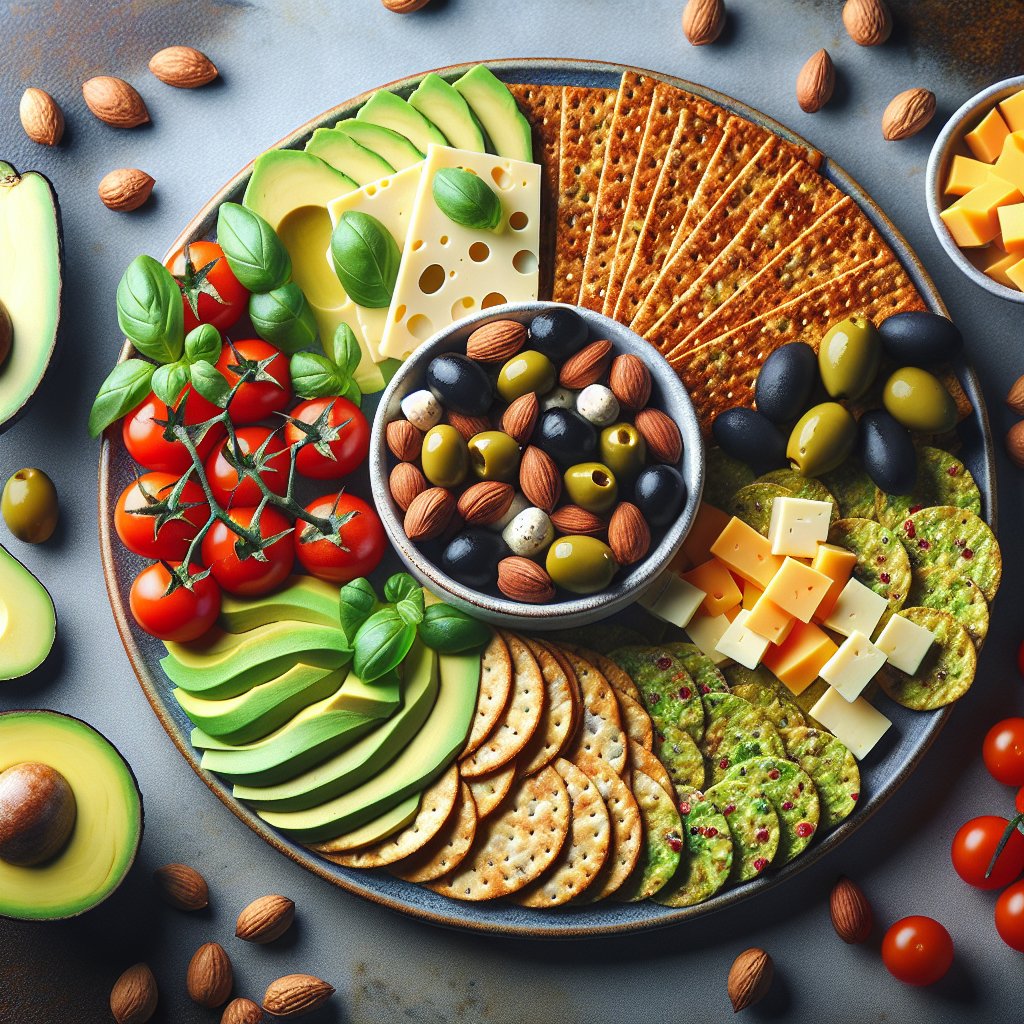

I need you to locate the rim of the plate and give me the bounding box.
[97,58,997,939]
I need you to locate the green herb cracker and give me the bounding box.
[908,567,989,648]
[757,470,838,520]
[725,668,808,731]
[821,462,878,520]
[780,726,860,829]
[703,779,780,881]
[699,692,787,785]
[703,447,756,509]
[653,798,733,907]
[664,642,730,694]
[615,770,683,902]
[828,517,912,609]
[875,446,982,530]
[729,482,792,537]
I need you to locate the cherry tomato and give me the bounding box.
[129,562,220,642]
[205,427,289,507]
[284,397,370,479]
[983,718,1024,787]
[950,815,1024,890]
[216,339,291,424]
[1016,787,1024,815]
[881,916,953,987]
[169,240,249,334]
[123,392,223,473]
[115,472,209,560]
[293,492,386,584]
[201,505,293,597]
[995,880,1024,952]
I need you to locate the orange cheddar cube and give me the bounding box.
[966,107,1010,162]
[995,132,1024,192]
[810,543,858,622]
[742,580,763,611]
[710,516,785,590]
[681,502,732,566]
[746,592,796,646]
[761,557,832,623]
[1006,256,1024,292]
[998,203,1024,253]
[762,621,838,696]
[945,155,996,196]
[682,559,742,618]
[968,245,1022,288]
[941,178,1023,247]
[999,89,1024,134]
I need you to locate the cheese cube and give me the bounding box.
[823,578,887,638]
[685,612,732,665]
[998,203,1024,253]
[742,580,763,611]
[820,631,887,702]
[746,593,796,646]
[762,621,838,695]
[875,614,935,675]
[810,688,891,761]
[715,609,772,670]
[710,516,785,589]
[999,90,1024,133]
[971,245,1022,288]
[995,132,1024,192]
[767,497,832,558]
[639,573,705,629]
[945,154,999,196]
[682,559,742,617]
[940,177,1023,247]
[966,107,1011,162]
[811,543,858,622]
[1007,256,1024,291]
[681,502,732,566]
[761,557,833,623]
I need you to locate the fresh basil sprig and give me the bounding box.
[184,323,222,365]
[417,602,492,654]
[432,167,502,232]
[339,577,377,645]
[330,211,401,308]
[151,360,191,407]
[116,255,184,363]
[216,202,291,293]
[353,606,416,683]
[289,324,362,405]
[151,324,226,406]
[189,359,231,409]
[385,572,425,626]
[88,359,155,437]
[249,283,318,354]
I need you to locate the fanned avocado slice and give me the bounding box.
[333,120,425,170]
[304,128,395,185]
[0,544,55,681]
[356,90,447,153]
[408,73,486,153]
[218,576,341,633]
[452,65,533,161]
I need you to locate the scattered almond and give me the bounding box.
[682,0,725,45]
[727,947,773,1013]
[404,486,456,541]
[390,462,428,511]
[1006,375,1024,415]
[446,410,491,441]
[187,942,233,1008]
[635,408,683,464]
[386,419,422,461]
[797,49,835,113]
[559,340,613,390]
[458,481,515,525]
[882,88,936,141]
[550,505,606,536]
[149,45,219,88]
[502,392,540,444]
[842,0,892,46]
[19,87,64,145]
[110,963,158,1024]
[520,446,562,512]
[608,503,650,566]
[466,319,526,362]
[1006,421,1024,469]
[99,168,155,212]
[262,975,335,1018]
[153,862,209,911]
[235,894,295,944]
[382,0,432,11]
[222,997,264,1024]
[82,76,150,128]
[497,557,556,603]
[608,353,651,411]
[829,876,874,943]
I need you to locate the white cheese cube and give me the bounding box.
[768,496,833,557]
[809,688,892,760]
[715,609,771,670]
[820,631,887,702]
[823,578,887,638]
[875,614,936,675]
[640,573,705,628]
[685,612,732,665]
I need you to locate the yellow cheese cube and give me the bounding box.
[966,107,1010,162]
[945,155,997,196]
[682,559,742,618]
[998,203,1024,253]
[999,90,1024,134]
[762,621,838,696]
[742,580,763,611]
[941,178,1023,247]
[995,132,1024,192]
[745,592,796,646]
[761,557,832,623]
[809,688,891,760]
[811,543,858,622]
[710,516,785,590]
[681,503,732,566]
[1006,257,1024,292]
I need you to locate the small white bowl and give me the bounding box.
[925,75,1024,304]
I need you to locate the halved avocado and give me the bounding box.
[304,129,395,185]
[453,66,533,161]
[356,90,447,153]
[408,74,486,153]
[0,711,143,921]
[0,544,55,681]
[219,576,340,633]
[333,120,424,171]
[0,162,62,434]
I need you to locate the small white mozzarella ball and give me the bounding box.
[400,389,442,431]
[488,492,530,533]
[541,386,577,411]
[502,506,555,557]
[576,384,620,427]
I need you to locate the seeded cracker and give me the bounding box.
[780,726,860,829]
[518,638,580,776]
[460,632,513,757]
[392,782,479,884]
[875,447,983,529]
[726,674,808,731]
[615,771,683,902]
[908,567,989,648]
[729,482,793,537]
[563,650,628,776]
[699,692,787,785]
[464,763,516,820]
[828,517,912,609]
[703,778,781,881]
[654,798,733,907]
[665,642,730,695]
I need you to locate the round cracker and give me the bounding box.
[908,567,989,648]
[654,799,733,907]
[703,778,780,881]
[666,642,729,696]
[428,765,570,901]
[517,639,581,776]
[629,739,674,799]
[757,470,838,519]
[780,725,860,830]
[391,782,479,884]
[563,651,628,776]
[729,482,792,536]
[700,691,787,786]
[570,646,643,704]
[515,758,611,907]
[703,447,756,509]
[463,763,516,819]
[821,461,878,520]
[615,690,654,751]
[875,446,982,530]
[828,517,912,609]
[615,770,683,902]
[461,632,514,757]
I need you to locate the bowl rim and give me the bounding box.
[925,74,1024,304]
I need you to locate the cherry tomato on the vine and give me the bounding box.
[983,718,1024,787]
[169,239,248,334]
[123,392,224,473]
[881,916,954,987]
[205,427,289,507]
[284,396,370,479]
[995,880,1024,952]
[293,492,386,585]
[129,562,220,642]
[216,339,291,424]
[114,472,209,560]
[950,815,1024,890]
[1016,787,1024,815]
[201,505,293,597]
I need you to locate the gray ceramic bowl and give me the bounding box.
[925,75,1024,304]
[369,301,704,629]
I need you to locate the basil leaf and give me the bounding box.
[353,607,416,682]
[189,360,230,409]
[288,351,342,400]
[151,360,191,406]
[184,323,222,365]
[396,598,424,626]
[384,572,421,606]
[116,255,184,363]
[330,211,401,309]
[432,168,502,232]
[216,202,291,292]
[417,603,492,654]
[249,283,319,354]
[342,378,362,407]
[329,323,362,376]
[88,359,154,437]
[339,577,377,644]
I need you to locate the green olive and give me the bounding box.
[545,535,619,594]
[818,315,882,400]
[563,462,618,513]
[496,350,556,403]
[2,468,59,544]
[882,367,957,434]
[467,430,521,482]
[420,424,469,488]
[599,423,647,486]
[787,402,857,477]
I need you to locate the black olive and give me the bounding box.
[425,353,493,416]
[711,408,788,474]
[859,410,918,496]
[754,342,819,423]
[441,529,506,589]
[528,308,589,362]
[536,408,597,468]
[634,465,687,528]
[878,311,963,366]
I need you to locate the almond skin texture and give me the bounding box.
[520,446,562,512]
[382,0,432,10]
[446,411,491,441]
[608,354,651,411]
[19,88,64,145]
[466,319,526,363]
[187,943,233,1009]
[82,76,150,128]
[390,462,428,511]
[882,88,936,141]
[1007,375,1024,415]
[149,45,219,88]
[682,0,725,45]
[99,168,155,212]
[222,997,264,1024]
[727,947,773,1013]
[262,975,335,1018]
[501,392,539,444]
[458,481,515,525]
[110,963,158,1024]
[550,505,606,536]
[830,876,874,943]
[497,557,556,603]
[797,49,835,113]
[560,340,613,390]
[404,486,456,541]
[153,862,209,911]
[1006,422,1024,469]
[235,894,295,944]
[635,408,683,464]
[842,0,892,45]
[386,419,422,461]
[608,503,651,566]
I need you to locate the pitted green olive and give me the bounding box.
[599,423,647,486]
[496,350,556,403]
[467,430,521,482]
[787,402,857,477]
[818,315,882,400]
[545,535,619,594]
[420,424,469,488]
[2,468,59,544]
[563,462,618,513]
[882,367,957,434]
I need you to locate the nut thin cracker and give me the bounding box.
[780,726,860,829]
[464,763,516,820]
[907,567,989,648]
[563,649,628,776]
[653,798,733,907]
[460,632,513,758]
[391,782,479,884]
[518,638,581,776]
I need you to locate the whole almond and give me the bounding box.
[882,88,936,141]
[382,0,432,11]
[458,481,515,525]
[520,446,562,512]
[222,997,264,1024]
[262,975,335,1018]
[390,462,428,511]
[1008,375,1024,415]
[149,45,219,88]
[727,947,773,1013]
[608,354,652,411]
[110,963,158,1024]
[842,0,892,45]
[236,894,295,944]
[187,942,233,1008]
[829,876,874,943]
[153,862,209,911]
[502,392,539,444]
[19,87,64,145]
[497,557,556,603]
[466,319,526,363]
[550,505,607,536]
[797,49,835,114]
[99,168,155,212]
[82,76,150,128]
[386,419,422,461]
[682,0,725,45]
[608,503,651,566]
[635,408,684,464]
[1006,421,1024,469]
[446,411,491,441]
[404,486,456,541]
[560,340,613,390]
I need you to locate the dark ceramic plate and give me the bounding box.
[98,59,996,938]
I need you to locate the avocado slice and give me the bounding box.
[174,664,341,744]
[219,576,340,633]
[0,544,55,681]
[0,711,142,920]
[304,129,395,185]
[232,641,439,811]
[408,74,486,153]
[356,90,448,154]
[333,120,425,171]
[310,792,421,854]
[257,646,480,843]
[161,621,351,700]
[0,162,62,433]
[452,65,533,161]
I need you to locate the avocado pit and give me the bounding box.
[0,761,76,866]
[0,299,11,369]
